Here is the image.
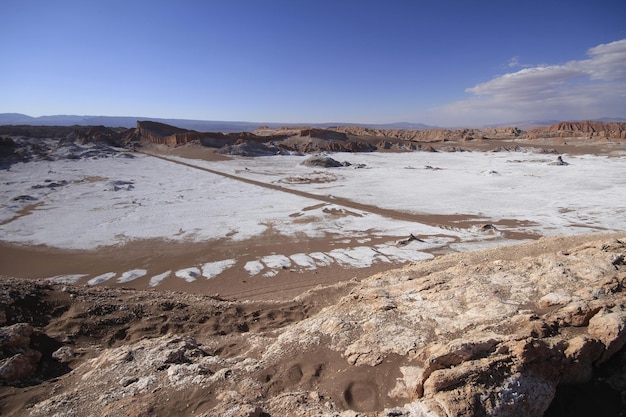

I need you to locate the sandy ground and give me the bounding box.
[1,231,624,416]
[0,234,399,301]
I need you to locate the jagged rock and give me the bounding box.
[548,155,569,166]
[51,346,75,363]
[588,309,626,363]
[0,350,42,381]
[528,121,626,139]
[255,236,626,416]
[0,323,42,382]
[0,323,34,349]
[104,180,135,191]
[74,125,128,146]
[561,336,604,383]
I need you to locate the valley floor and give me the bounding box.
[1,137,625,300]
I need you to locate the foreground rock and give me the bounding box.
[1,234,625,416]
[0,324,41,382]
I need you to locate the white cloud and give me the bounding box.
[507,56,520,68]
[435,39,626,125]
[466,65,584,99]
[583,39,626,80]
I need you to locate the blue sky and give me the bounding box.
[1,0,625,126]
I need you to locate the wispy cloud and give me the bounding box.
[507,56,520,68]
[435,39,626,125]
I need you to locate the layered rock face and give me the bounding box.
[2,235,625,416]
[527,121,626,139]
[133,120,626,154]
[135,121,288,149]
[332,126,524,142]
[135,120,204,145]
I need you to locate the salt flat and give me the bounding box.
[1,145,625,296]
[183,151,626,238]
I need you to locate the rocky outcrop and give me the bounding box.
[0,136,134,168]
[136,120,202,146]
[136,121,287,148]
[527,121,626,139]
[254,127,377,153]
[216,140,282,157]
[257,235,626,416]
[301,155,346,167]
[0,323,42,382]
[74,125,132,146]
[299,128,349,141]
[2,234,625,416]
[296,139,376,153]
[332,126,524,142]
[0,136,19,166]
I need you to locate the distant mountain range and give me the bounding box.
[0,113,262,133]
[1,113,625,133]
[0,113,437,133]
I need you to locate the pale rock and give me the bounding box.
[561,335,604,383]
[0,322,42,382]
[0,322,34,349]
[549,300,603,327]
[588,308,626,363]
[479,372,556,417]
[538,292,573,308]
[52,346,75,363]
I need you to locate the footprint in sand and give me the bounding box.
[261,363,304,396]
[343,380,379,411]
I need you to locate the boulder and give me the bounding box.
[0,323,42,382]
[0,323,34,349]
[301,155,344,168]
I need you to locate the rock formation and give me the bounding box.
[135,120,204,146]
[527,121,626,139]
[301,155,346,168]
[216,140,283,157]
[74,125,130,146]
[1,234,625,416]
[6,119,619,160]
[331,126,524,142]
[134,121,288,149]
[0,323,42,382]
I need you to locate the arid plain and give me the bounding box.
[1,121,626,416]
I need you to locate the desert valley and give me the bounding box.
[1,120,626,416]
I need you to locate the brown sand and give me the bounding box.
[1,232,624,416]
[0,232,444,301]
